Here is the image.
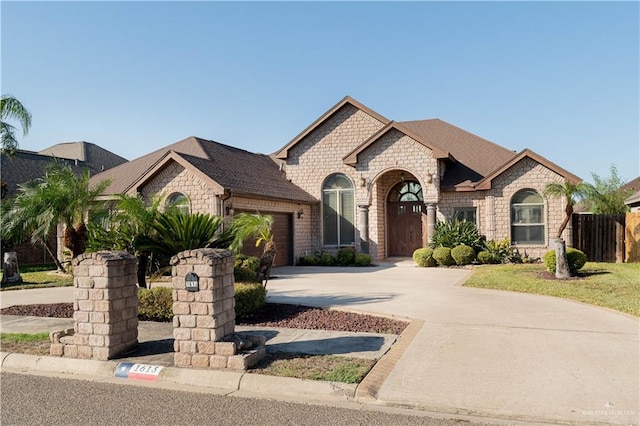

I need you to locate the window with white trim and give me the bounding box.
[322,174,355,246]
[511,189,544,244]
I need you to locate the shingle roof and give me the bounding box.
[38,141,127,174]
[399,119,517,187]
[1,145,126,199]
[91,137,317,203]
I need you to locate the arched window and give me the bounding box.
[322,174,355,246]
[511,189,544,244]
[166,192,190,214]
[388,181,423,202]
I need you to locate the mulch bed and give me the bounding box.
[1,303,408,335]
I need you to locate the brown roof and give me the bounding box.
[399,119,517,186]
[38,141,127,173]
[91,137,317,203]
[274,96,389,160]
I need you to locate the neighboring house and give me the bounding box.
[1,142,127,264]
[92,96,580,264]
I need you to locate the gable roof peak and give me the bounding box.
[274,95,390,159]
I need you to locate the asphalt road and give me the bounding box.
[1,372,486,426]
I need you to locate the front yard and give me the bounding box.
[464,262,639,317]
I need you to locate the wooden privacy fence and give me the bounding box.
[626,212,640,262]
[572,214,625,263]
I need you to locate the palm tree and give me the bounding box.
[137,209,235,269]
[1,94,32,155]
[544,180,592,238]
[544,180,591,278]
[87,194,163,288]
[230,212,276,286]
[1,162,110,272]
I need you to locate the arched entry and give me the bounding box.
[387,180,424,257]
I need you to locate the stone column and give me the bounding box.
[426,203,437,243]
[171,248,264,370]
[358,205,370,254]
[51,251,138,360]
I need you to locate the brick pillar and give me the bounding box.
[50,251,138,360]
[171,248,235,368]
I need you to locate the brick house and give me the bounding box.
[92,96,580,264]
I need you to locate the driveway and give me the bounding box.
[269,260,639,425]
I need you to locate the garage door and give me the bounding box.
[238,211,293,267]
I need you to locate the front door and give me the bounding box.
[387,181,424,257]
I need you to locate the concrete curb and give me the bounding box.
[0,351,358,403]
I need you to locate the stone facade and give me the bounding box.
[127,98,575,263]
[139,161,218,214]
[170,248,265,370]
[50,251,138,360]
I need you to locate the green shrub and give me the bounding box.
[413,247,437,267]
[336,247,356,265]
[297,255,317,266]
[234,266,258,283]
[483,238,510,263]
[235,282,267,318]
[430,219,485,251]
[138,287,173,322]
[543,248,588,274]
[433,246,455,266]
[451,244,476,265]
[234,254,260,273]
[319,252,336,266]
[477,250,499,264]
[354,253,372,266]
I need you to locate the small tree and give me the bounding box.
[544,180,592,239]
[583,165,634,214]
[544,180,591,278]
[1,162,110,272]
[230,212,276,287]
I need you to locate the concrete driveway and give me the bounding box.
[269,260,639,425]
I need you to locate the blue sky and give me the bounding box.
[2,1,638,183]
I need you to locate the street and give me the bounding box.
[1,372,483,426]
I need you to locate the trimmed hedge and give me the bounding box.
[336,247,356,265]
[451,244,476,265]
[235,282,267,319]
[413,247,437,267]
[138,287,174,322]
[136,281,268,322]
[433,247,455,266]
[354,253,372,266]
[543,248,587,274]
[477,251,499,264]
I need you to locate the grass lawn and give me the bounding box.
[464,262,639,317]
[0,333,51,355]
[1,265,72,291]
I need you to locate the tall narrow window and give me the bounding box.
[511,189,544,244]
[322,174,354,246]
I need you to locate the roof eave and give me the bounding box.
[474,149,582,191]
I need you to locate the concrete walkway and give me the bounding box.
[267,260,639,425]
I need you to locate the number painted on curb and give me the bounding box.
[115,362,163,381]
